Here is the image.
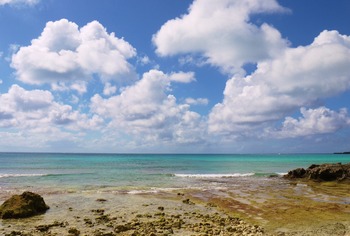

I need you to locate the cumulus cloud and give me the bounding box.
[169,71,196,83]
[90,69,205,145]
[185,97,208,106]
[11,19,137,90]
[153,0,289,74]
[208,30,350,135]
[103,82,117,96]
[137,55,151,65]
[70,81,88,94]
[0,0,39,6]
[274,107,350,138]
[153,0,349,142]
[0,84,102,132]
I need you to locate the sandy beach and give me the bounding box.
[1,177,349,236]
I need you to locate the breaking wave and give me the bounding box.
[174,173,255,178]
[0,173,48,178]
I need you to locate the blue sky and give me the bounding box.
[0,0,350,153]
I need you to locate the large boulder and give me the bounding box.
[0,191,49,219]
[285,163,350,182]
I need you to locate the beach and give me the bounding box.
[0,153,350,235]
[1,181,349,235]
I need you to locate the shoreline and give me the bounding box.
[1,178,349,236]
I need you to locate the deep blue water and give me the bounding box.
[1,153,349,193]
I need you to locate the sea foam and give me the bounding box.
[0,173,47,178]
[174,173,255,178]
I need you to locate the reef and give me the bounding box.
[284,163,350,181]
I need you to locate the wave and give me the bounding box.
[0,173,48,178]
[277,172,288,176]
[174,172,287,178]
[174,173,255,178]
[126,190,160,195]
[0,172,94,179]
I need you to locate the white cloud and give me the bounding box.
[169,71,196,83]
[153,0,289,74]
[70,81,87,94]
[90,69,206,145]
[0,84,102,133]
[51,82,69,92]
[0,0,39,6]
[103,82,117,96]
[208,30,350,135]
[138,55,151,65]
[185,97,208,106]
[0,83,105,150]
[11,19,137,91]
[273,107,350,138]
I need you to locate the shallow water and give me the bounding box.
[1,153,349,194]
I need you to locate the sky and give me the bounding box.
[0,0,350,153]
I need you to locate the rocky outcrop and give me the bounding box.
[0,192,49,219]
[285,163,350,181]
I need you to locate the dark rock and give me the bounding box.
[68,227,80,236]
[96,198,107,202]
[96,214,111,223]
[0,192,49,219]
[5,231,33,236]
[35,225,50,232]
[182,199,195,205]
[91,209,105,215]
[308,163,348,181]
[285,163,350,182]
[35,221,67,232]
[114,224,131,233]
[308,164,320,169]
[286,168,306,178]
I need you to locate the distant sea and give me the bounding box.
[1,153,350,195]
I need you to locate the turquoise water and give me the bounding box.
[1,153,349,194]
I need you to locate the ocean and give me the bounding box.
[1,152,350,195]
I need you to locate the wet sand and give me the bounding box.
[1,178,349,235]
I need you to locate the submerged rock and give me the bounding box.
[285,163,350,181]
[0,192,49,219]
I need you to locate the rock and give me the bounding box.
[68,227,80,236]
[286,168,306,178]
[35,221,67,232]
[182,199,195,205]
[114,224,131,233]
[285,163,350,181]
[0,192,49,219]
[35,225,50,232]
[5,231,33,236]
[96,198,107,202]
[91,209,105,215]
